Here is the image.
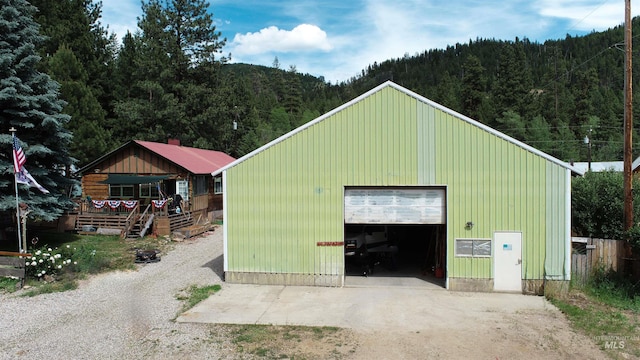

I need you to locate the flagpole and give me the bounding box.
[9,127,23,253]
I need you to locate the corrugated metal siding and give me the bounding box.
[430,105,549,280]
[417,105,436,184]
[225,87,419,275]
[545,163,568,279]
[225,83,569,283]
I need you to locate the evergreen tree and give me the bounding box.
[571,68,598,137]
[113,31,141,101]
[164,0,226,82]
[525,115,553,155]
[112,0,227,147]
[284,66,303,123]
[492,42,533,117]
[29,0,117,116]
[433,71,460,112]
[461,55,487,121]
[270,107,291,137]
[0,0,75,220]
[48,45,112,166]
[137,0,171,84]
[495,110,526,141]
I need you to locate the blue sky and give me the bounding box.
[101,0,638,84]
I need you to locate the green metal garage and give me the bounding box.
[212,81,580,294]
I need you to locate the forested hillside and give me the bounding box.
[29,1,640,166]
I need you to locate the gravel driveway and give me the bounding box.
[0,229,226,360]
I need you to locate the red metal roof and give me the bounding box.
[135,140,235,175]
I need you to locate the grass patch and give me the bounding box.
[177,284,222,313]
[2,231,173,297]
[0,277,20,293]
[550,266,640,357]
[22,280,79,297]
[225,324,350,358]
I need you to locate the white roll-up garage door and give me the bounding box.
[344,187,446,224]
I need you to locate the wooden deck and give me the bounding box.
[75,209,200,239]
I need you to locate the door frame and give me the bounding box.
[493,231,522,292]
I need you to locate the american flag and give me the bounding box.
[13,136,26,173]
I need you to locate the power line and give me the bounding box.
[562,0,613,37]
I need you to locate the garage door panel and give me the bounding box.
[345,188,445,224]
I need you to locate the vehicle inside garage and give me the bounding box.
[344,223,446,287]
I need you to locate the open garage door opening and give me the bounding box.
[343,187,447,287]
[344,224,446,286]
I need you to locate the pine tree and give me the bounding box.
[461,55,487,121]
[283,66,303,123]
[114,31,141,100]
[113,0,227,147]
[491,42,533,117]
[48,45,112,166]
[0,0,76,220]
[29,0,117,118]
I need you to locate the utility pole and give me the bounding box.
[584,127,592,172]
[623,0,634,264]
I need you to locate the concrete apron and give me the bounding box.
[176,283,552,331]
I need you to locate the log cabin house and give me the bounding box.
[74,139,235,238]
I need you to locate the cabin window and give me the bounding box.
[109,184,134,198]
[214,177,222,194]
[194,176,207,195]
[139,183,160,198]
[455,239,492,257]
[176,180,189,201]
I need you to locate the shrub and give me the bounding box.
[572,170,640,240]
[25,245,76,280]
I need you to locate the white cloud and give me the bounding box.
[534,1,638,31]
[101,0,141,43]
[230,24,333,56]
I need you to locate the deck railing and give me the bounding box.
[138,204,154,238]
[80,200,141,215]
[121,204,140,239]
[76,198,199,237]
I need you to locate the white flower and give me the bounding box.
[31,257,35,260]
[66,245,70,248]
[41,270,46,275]
[73,261,77,265]
[47,248,52,252]
[35,250,41,256]
[37,273,42,277]
[57,265,62,269]
[30,261,36,266]
[55,254,61,259]
[38,259,43,263]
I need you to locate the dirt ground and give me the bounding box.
[204,302,610,360]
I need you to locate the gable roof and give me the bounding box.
[212,81,583,177]
[77,140,235,175]
[634,157,640,172]
[135,140,235,174]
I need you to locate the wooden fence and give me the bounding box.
[0,251,31,288]
[571,237,625,285]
